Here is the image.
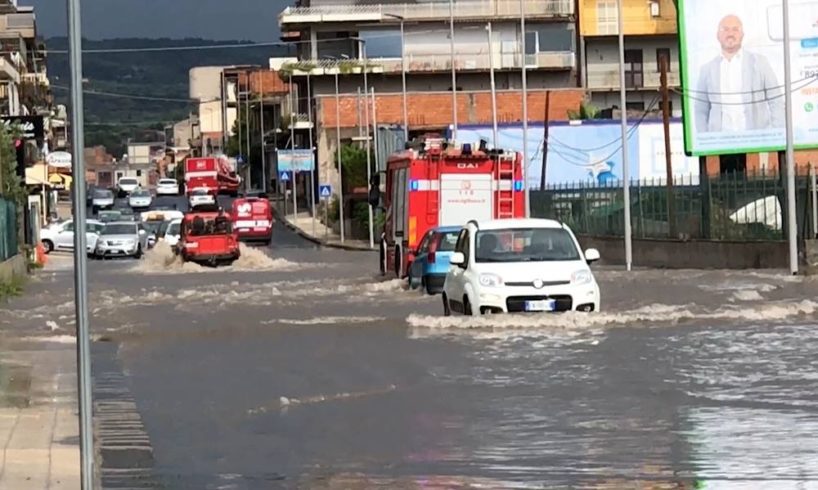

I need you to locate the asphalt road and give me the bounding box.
[5,221,818,488]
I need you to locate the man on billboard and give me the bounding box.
[694,14,784,133]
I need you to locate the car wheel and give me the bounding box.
[442,293,451,317]
[463,295,477,316]
[134,246,143,259]
[41,239,53,254]
[424,277,436,296]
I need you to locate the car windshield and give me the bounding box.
[120,178,137,185]
[102,223,137,235]
[98,211,122,222]
[141,221,163,234]
[475,228,581,263]
[131,190,150,197]
[192,189,209,196]
[160,179,176,185]
[437,231,460,252]
[94,189,113,199]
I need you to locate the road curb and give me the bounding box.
[273,208,374,252]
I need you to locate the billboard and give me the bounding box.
[453,120,699,188]
[277,149,315,172]
[679,0,818,155]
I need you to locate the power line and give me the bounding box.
[51,84,195,103]
[673,75,818,105]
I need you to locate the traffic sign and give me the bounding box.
[279,171,291,182]
[237,155,244,164]
[319,184,332,199]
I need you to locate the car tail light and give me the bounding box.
[428,234,440,263]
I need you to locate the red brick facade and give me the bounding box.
[317,89,586,129]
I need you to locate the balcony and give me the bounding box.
[280,51,575,76]
[586,68,680,90]
[0,57,19,83]
[0,13,35,38]
[279,0,574,26]
[22,72,48,86]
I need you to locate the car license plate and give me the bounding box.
[525,299,556,312]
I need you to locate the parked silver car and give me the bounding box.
[93,221,147,259]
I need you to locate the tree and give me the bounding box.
[0,126,26,206]
[336,143,370,192]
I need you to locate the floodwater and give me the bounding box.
[3,221,818,489]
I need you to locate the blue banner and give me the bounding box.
[278,149,315,172]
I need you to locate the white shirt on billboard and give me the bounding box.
[719,49,745,132]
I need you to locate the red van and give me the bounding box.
[231,197,273,244]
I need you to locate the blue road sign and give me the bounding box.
[237,155,244,164]
[279,171,291,182]
[319,184,332,198]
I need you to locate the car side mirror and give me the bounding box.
[450,252,465,267]
[585,248,600,264]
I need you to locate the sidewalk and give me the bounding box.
[0,345,80,489]
[0,256,81,489]
[273,201,374,251]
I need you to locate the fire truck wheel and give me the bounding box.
[442,294,451,316]
[379,241,387,276]
[394,245,403,278]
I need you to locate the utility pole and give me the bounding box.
[245,84,251,189]
[519,0,530,217]
[782,0,798,274]
[616,0,633,271]
[360,40,375,249]
[307,73,316,236]
[448,0,458,140]
[66,0,95,487]
[540,91,550,190]
[335,70,345,243]
[260,70,267,193]
[487,22,498,149]
[660,55,676,238]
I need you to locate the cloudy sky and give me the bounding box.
[22,0,285,41]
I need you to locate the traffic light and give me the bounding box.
[14,139,25,180]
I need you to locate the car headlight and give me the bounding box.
[571,270,593,285]
[478,273,504,287]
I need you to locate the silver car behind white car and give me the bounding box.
[93,221,147,259]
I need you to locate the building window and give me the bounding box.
[597,0,617,35]
[136,170,142,177]
[626,101,645,111]
[624,49,644,88]
[649,0,661,17]
[656,48,671,72]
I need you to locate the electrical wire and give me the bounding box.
[673,76,818,104]
[678,74,817,95]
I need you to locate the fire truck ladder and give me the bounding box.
[495,153,515,219]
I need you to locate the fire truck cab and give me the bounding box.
[380,137,525,278]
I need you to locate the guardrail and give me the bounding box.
[531,171,815,241]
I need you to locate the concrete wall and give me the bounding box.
[0,254,26,284]
[585,36,680,89]
[577,235,789,269]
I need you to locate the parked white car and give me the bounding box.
[93,221,147,259]
[156,178,179,196]
[117,177,140,197]
[40,219,105,255]
[128,189,153,209]
[442,219,601,316]
[188,188,216,209]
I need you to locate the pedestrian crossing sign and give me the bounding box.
[319,184,332,198]
[279,171,291,182]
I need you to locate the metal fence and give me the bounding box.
[531,171,815,241]
[0,197,18,262]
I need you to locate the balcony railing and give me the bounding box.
[280,51,575,76]
[279,0,574,25]
[587,69,680,90]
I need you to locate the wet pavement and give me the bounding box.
[3,222,818,488]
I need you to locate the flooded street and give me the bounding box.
[3,223,818,488]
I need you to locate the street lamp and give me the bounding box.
[448,0,457,140]
[352,37,375,249]
[384,13,408,141]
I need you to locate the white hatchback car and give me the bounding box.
[40,219,105,255]
[156,178,179,196]
[442,219,601,316]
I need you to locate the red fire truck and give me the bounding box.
[379,138,525,278]
[184,157,241,197]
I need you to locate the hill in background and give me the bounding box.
[46,37,292,156]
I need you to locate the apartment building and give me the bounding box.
[276,0,585,194]
[579,0,681,116]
